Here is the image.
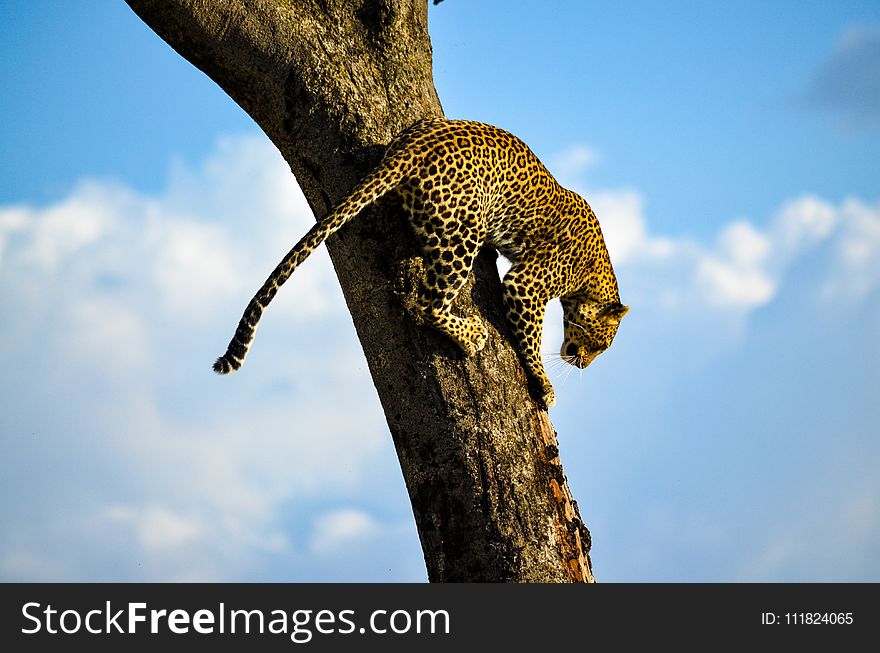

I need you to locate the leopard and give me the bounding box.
[213,118,628,409]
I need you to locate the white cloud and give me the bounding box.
[0,206,29,264]
[147,217,244,318]
[552,145,600,186]
[104,504,204,554]
[718,220,771,266]
[18,183,120,270]
[309,509,381,555]
[590,189,651,264]
[67,297,150,372]
[772,195,838,252]
[0,134,411,582]
[584,184,880,316]
[696,220,776,310]
[697,256,776,309]
[822,198,880,300]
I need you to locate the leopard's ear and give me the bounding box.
[599,302,629,323]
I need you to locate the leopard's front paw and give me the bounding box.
[538,383,556,410]
[468,316,489,354]
[450,315,489,356]
[456,316,488,356]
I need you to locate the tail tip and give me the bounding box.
[213,355,240,375]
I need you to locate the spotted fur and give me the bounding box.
[214,118,628,408]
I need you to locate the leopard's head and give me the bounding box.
[560,299,629,369]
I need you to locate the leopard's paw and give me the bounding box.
[539,384,556,410]
[457,316,488,356]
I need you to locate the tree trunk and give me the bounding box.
[125,0,594,583]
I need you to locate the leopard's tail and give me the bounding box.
[213,160,405,374]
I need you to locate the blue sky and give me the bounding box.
[1,1,878,581]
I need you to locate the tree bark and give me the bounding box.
[125,0,594,582]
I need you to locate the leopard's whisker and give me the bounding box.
[559,358,577,385]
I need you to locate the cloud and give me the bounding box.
[802,25,880,126]
[309,509,381,555]
[67,297,151,372]
[104,504,205,554]
[821,197,880,300]
[0,134,418,581]
[588,187,880,317]
[773,195,838,251]
[18,182,120,270]
[590,189,652,264]
[148,219,244,318]
[0,208,29,263]
[551,145,600,187]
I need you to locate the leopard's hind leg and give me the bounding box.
[407,203,488,356]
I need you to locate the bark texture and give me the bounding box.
[125,0,594,582]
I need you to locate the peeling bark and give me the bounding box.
[125,0,594,582]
